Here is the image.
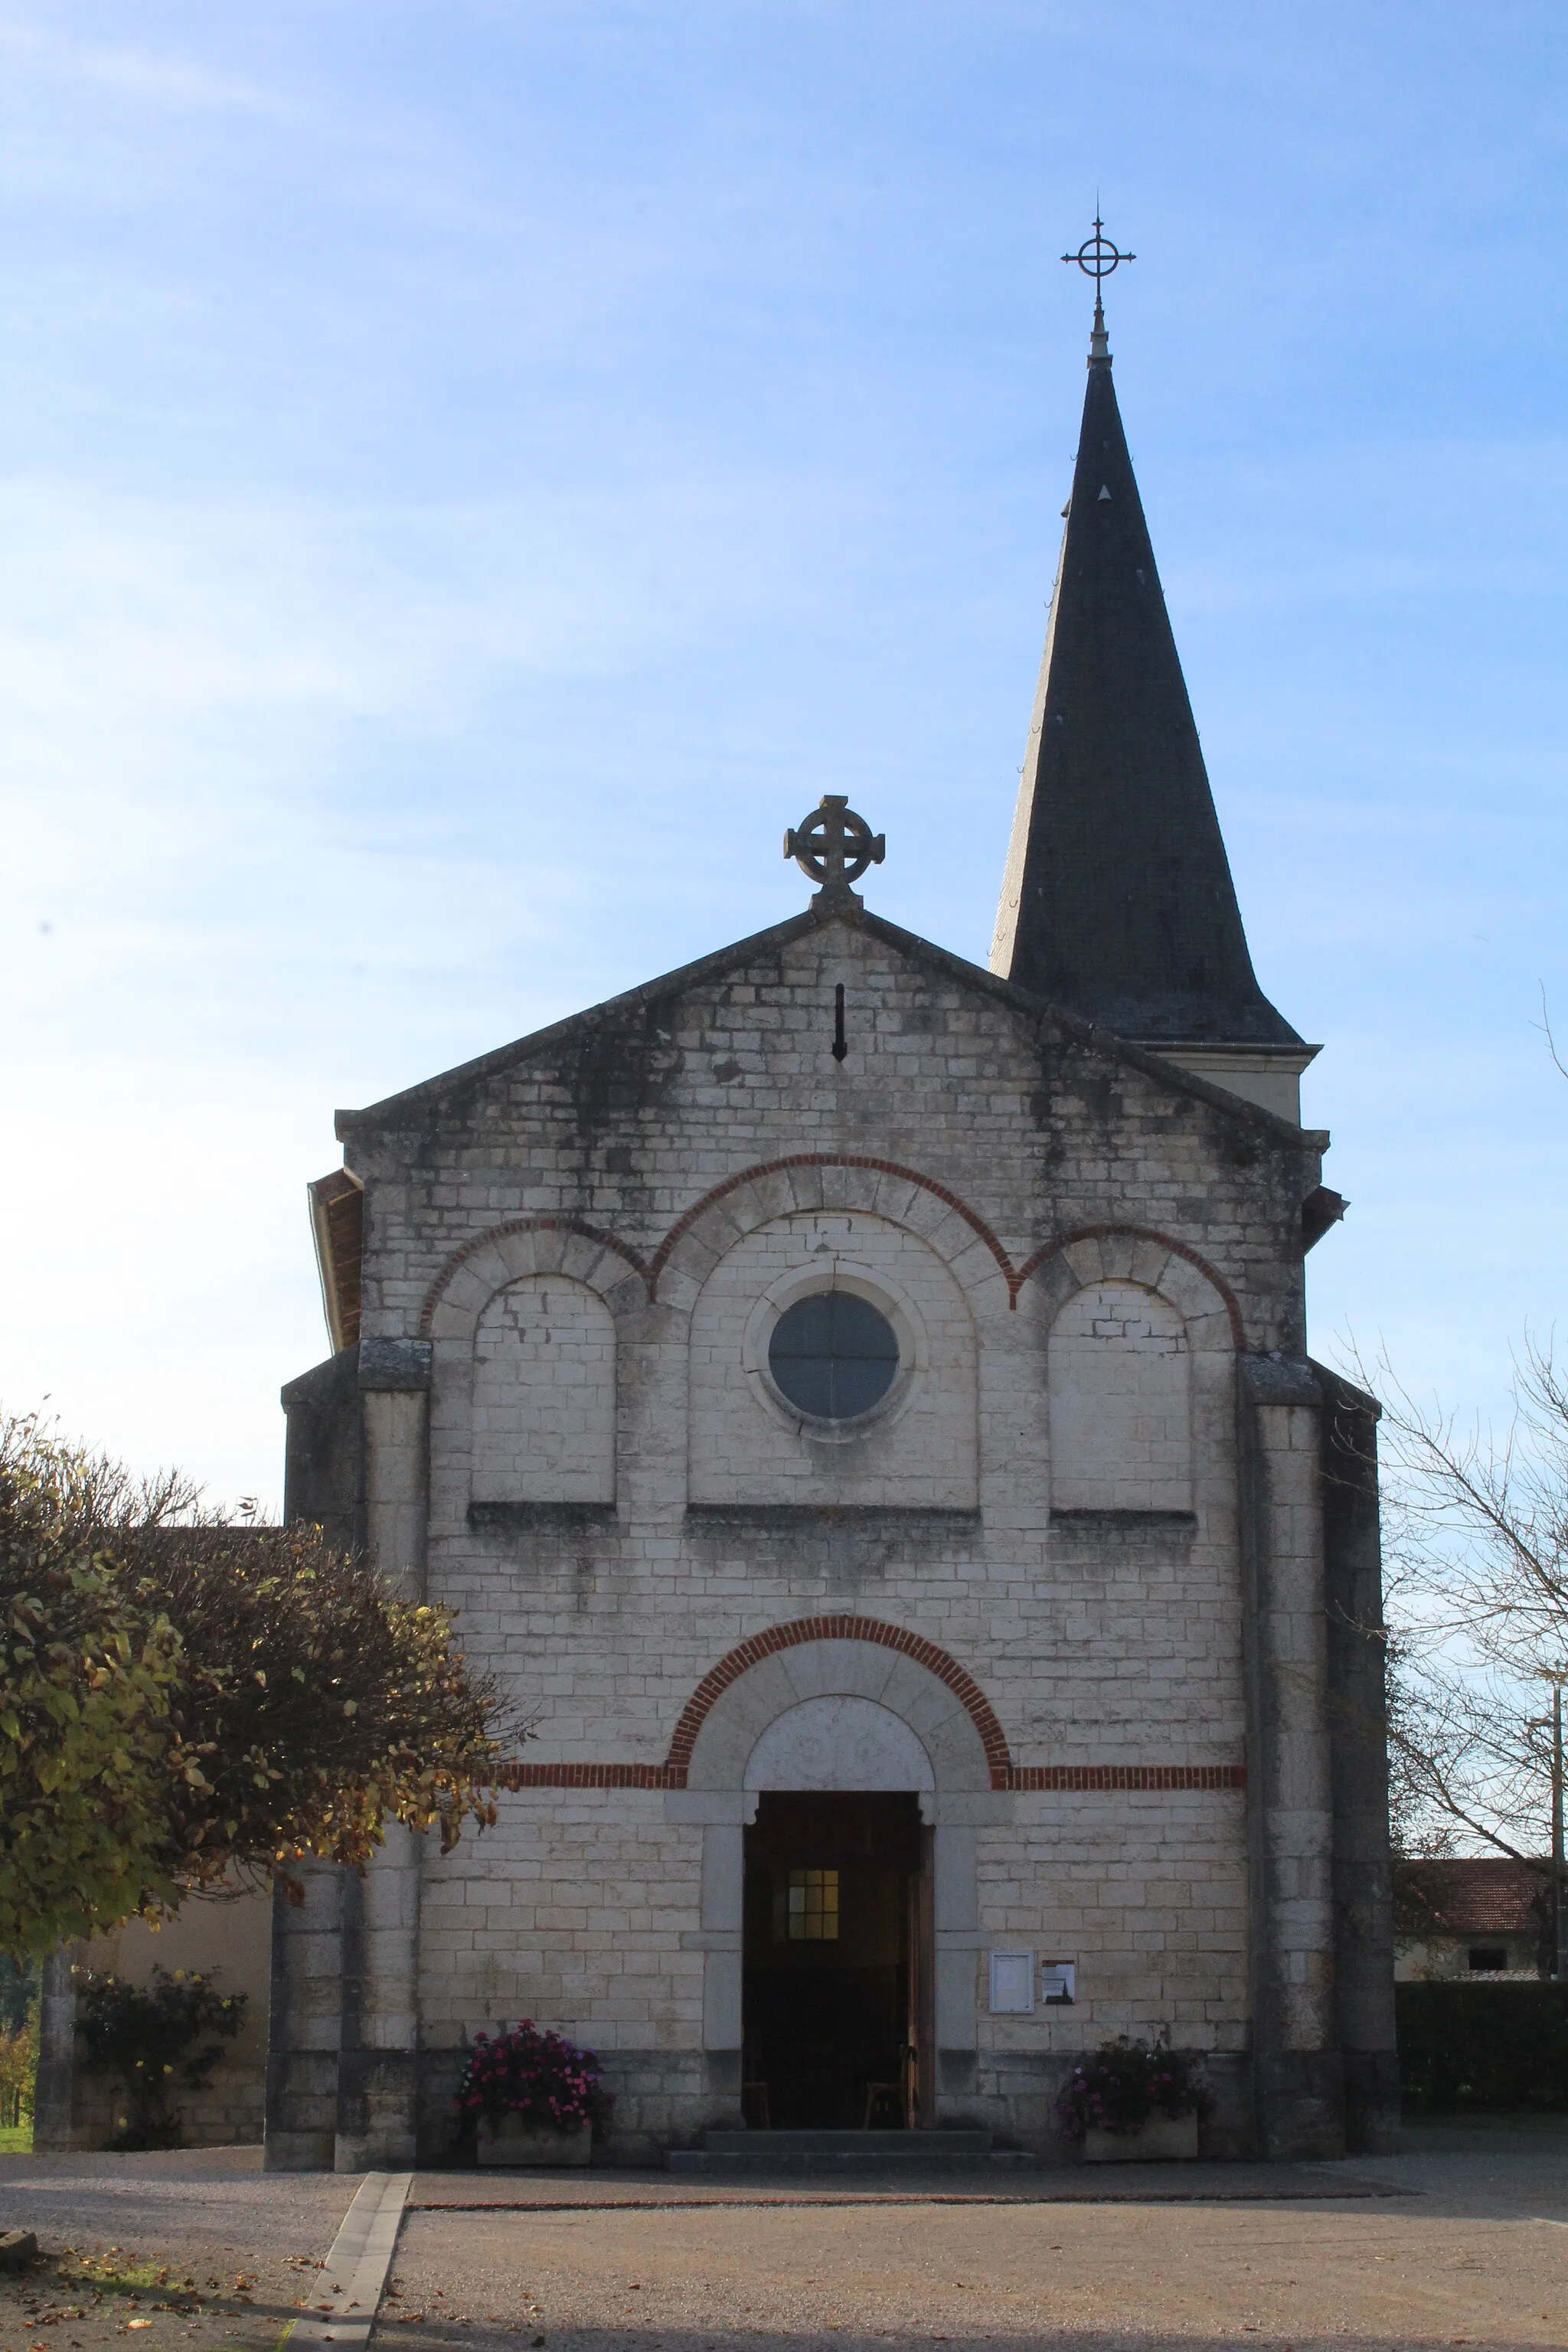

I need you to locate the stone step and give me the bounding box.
[702,2128,993,2154]
[666,2127,1034,2174]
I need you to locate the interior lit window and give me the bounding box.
[769,1293,898,1420]
[787,1867,839,1941]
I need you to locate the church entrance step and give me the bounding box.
[666,2127,1029,2174]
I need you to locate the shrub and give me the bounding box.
[1397,1981,1568,2109]
[0,2016,35,2128]
[0,1957,38,2037]
[1057,2036,1214,2141]
[0,1957,38,2132]
[453,2023,613,2141]
[74,1965,247,2150]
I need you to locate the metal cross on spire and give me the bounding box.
[1061,212,1135,354]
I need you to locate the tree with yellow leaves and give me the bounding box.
[1,1414,508,1958]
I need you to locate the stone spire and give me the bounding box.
[991,305,1307,1079]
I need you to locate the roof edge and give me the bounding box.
[861,913,1326,1155]
[334,903,1324,1157]
[336,908,821,1138]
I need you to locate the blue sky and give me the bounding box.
[2,0,1565,1508]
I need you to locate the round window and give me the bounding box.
[768,1291,900,1421]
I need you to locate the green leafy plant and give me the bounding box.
[0,2013,36,2128]
[74,1965,247,2150]
[1396,1981,1568,2109]
[2,1412,511,1958]
[0,1957,38,2132]
[1,1416,185,1954]
[0,1955,38,2034]
[453,2023,614,2140]
[1056,2035,1213,2141]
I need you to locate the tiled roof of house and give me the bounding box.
[1394,1857,1551,1936]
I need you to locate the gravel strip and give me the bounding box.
[0,2151,358,2352]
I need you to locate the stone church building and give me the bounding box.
[270,301,1398,2171]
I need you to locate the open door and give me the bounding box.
[742,1791,929,2129]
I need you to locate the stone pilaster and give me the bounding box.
[263,1864,347,2170]
[1239,1355,1344,2158]
[335,1828,424,2170]
[332,1339,431,2169]
[1317,1366,1400,2154]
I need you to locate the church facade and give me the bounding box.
[270,305,1397,2171]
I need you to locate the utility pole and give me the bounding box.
[1556,1684,1566,1984]
[1528,1697,1563,1978]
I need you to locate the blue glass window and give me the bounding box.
[768,1292,899,1420]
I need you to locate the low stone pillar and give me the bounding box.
[31,1949,77,2151]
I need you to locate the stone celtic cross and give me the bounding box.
[784,795,885,912]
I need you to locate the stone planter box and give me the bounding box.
[475,2116,593,2167]
[1083,2112,1199,2163]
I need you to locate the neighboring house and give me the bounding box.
[263,292,1398,2174]
[1393,1858,1551,1981]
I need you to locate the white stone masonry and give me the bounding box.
[1049,1279,1192,1512]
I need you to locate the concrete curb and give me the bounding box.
[280,2173,411,2350]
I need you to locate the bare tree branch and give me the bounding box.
[1537,985,1568,1083]
[1346,1334,1568,1867]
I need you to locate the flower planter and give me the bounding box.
[1083,2112,1199,2163]
[455,2024,612,2165]
[476,2115,593,2167]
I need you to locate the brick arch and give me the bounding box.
[647,1154,1014,1302]
[1014,1223,1245,1350]
[417,1191,1245,1337]
[419,1216,648,1337]
[665,1613,1012,1788]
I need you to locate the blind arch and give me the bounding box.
[1048,1279,1191,1512]
[471,1274,616,1504]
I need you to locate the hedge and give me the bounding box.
[1397,1981,1568,2109]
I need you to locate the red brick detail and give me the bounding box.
[662,1614,1014,1787]
[1011,1224,1245,1348]
[419,1197,1243,1338]
[420,1218,649,1336]
[645,1158,1014,1302]
[494,1761,679,1790]
[1005,1763,1246,1792]
[491,1757,1245,1795]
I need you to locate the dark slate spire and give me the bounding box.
[991,309,1301,1048]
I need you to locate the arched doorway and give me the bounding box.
[741,1695,934,2128]
[671,1627,1014,2130]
